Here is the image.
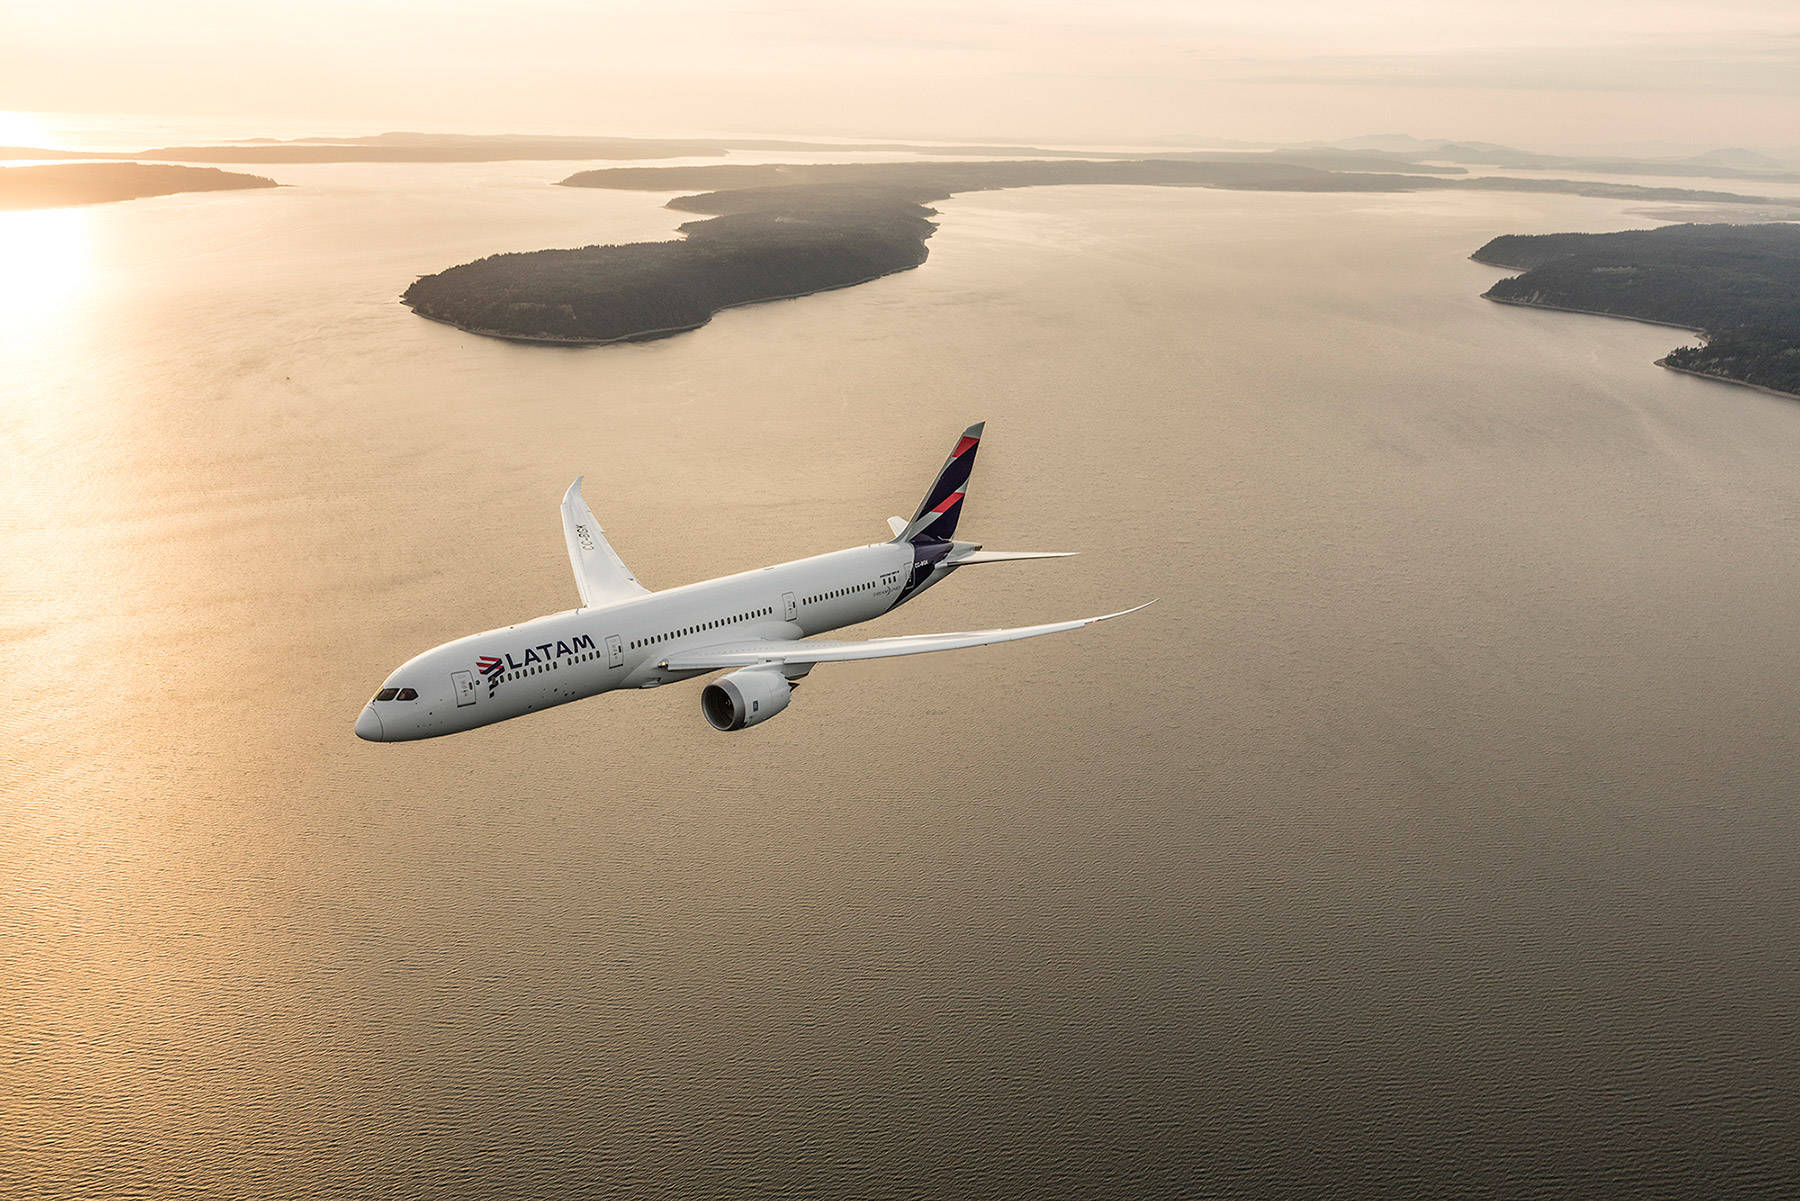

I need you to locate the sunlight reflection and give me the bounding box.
[0,205,94,332]
[0,109,57,148]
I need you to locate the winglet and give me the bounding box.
[561,476,650,608]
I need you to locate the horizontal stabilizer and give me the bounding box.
[887,516,908,538]
[947,550,1077,565]
[661,601,1153,671]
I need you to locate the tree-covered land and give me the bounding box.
[406,158,1784,346]
[1474,223,1800,398]
[0,162,278,210]
[1663,331,1800,396]
[405,160,1381,345]
[562,159,1768,206]
[402,196,939,344]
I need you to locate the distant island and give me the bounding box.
[14,128,1800,188]
[1473,224,1800,399]
[401,157,1788,346]
[0,162,279,210]
[404,191,941,344]
[0,131,1465,171]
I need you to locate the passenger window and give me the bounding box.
[396,688,418,701]
[375,688,398,702]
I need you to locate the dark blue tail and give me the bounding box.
[894,422,983,544]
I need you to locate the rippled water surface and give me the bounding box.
[3,162,1798,1198]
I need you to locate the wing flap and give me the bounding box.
[661,602,1153,670]
[562,477,649,609]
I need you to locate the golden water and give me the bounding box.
[3,164,1797,1196]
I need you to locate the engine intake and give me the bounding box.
[700,667,792,731]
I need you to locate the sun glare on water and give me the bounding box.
[0,109,58,149]
[0,109,94,329]
[0,206,93,334]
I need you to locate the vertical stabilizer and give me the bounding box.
[895,422,983,544]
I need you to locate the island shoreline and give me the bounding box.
[1479,287,1800,402]
[1477,291,1708,334]
[400,257,930,346]
[1654,357,1800,402]
[0,161,280,211]
[1472,225,1800,400]
[401,162,1792,348]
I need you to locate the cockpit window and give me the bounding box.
[395,688,418,701]
[375,688,399,702]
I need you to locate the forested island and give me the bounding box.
[403,193,941,344]
[0,162,278,210]
[402,158,1786,346]
[1474,224,1800,398]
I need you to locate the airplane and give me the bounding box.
[354,422,1150,741]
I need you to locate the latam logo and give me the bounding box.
[476,634,596,696]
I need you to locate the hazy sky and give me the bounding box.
[5,0,1800,150]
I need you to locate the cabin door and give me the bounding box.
[606,634,623,669]
[451,670,477,707]
[782,592,797,621]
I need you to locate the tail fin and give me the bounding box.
[894,421,983,543]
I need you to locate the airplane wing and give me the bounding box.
[660,601,1154,670]
[561,477,650,609]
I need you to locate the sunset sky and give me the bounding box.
[4,0,1800,150]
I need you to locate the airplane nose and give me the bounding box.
[354,705,385,742]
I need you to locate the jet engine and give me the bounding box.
[700,667,793,731]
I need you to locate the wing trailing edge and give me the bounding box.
[661,601,1154,671]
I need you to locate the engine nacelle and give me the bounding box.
[700,668,792,731]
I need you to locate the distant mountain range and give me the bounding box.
[1300,135,1800,181]
[7,128,1799,185]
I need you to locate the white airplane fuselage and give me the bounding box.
[356,540,938,742]
[357,422,1146,742]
